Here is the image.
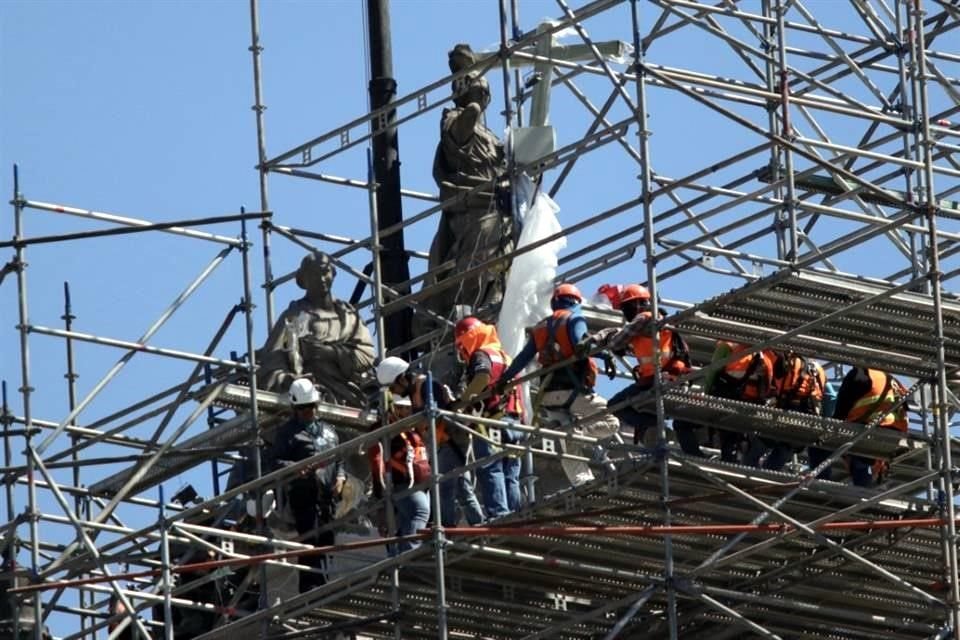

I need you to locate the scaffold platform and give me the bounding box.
[193,458,949,640]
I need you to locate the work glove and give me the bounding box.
[600,353,618,380]
[574,336,596,358]
[591,327,619,348]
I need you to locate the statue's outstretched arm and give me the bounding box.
[449,103,482,146]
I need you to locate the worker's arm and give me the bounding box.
[568,314,589,346]
[331,429,346,495]
[822,379,838,418]
[458,351,493,408]
[501,339,537,383]
[704,342,733,393]
[832,367,872,420]
[269,422,293,468]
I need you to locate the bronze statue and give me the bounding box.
[258,252,375,407]
[422,43,514,326]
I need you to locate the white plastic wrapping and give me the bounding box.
[497,177,566,419]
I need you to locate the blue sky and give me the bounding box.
[2,0,956,635]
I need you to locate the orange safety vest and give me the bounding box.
[628,312,690,384]
[478,346,524,419]
[388,431,431,485]
[714,342,775,403]
[846,369,908,432]
[531,309,598,390]
[774,354,825,414]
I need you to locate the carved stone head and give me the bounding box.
[295,252,336,298]
[448,43,476,72]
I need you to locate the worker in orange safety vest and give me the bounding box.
[603,284,694,448]
[809,366,908,487]
[705,341,777,464]
[454,317,526,518]
[499,283,620,486]
[746,351,831,471]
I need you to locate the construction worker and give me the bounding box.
[270,378,345,592]
[808,367,908,487]
[454,317,526,518]
[605,284,692,446]
[498,283,620,486]
[368,394,431,554]
[704,341,777,464]
[375,357,484,527]
[750,351,831,471]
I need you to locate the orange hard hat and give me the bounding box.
[455,316,483,340]
[552,283,582,303]
[454,317,500,361]
[620,284,652,304]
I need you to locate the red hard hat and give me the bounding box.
[455,316,483,340]
[553,283,582,303]
[620,284,652,304]
[597,284,624,310]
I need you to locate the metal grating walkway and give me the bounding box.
[195,459,949,640]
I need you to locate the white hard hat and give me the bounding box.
[246,488,275,519]
[289,378,320,406]
[376,356,410,386]
[391,393,412,407]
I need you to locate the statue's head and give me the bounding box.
[295,252,336,297]
[452,72,491,110]
[448,43,476,73]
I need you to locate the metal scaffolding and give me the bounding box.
[2,0,960,638]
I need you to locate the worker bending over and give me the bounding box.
[499,283,620,486]
[368,394,431,554]
[604,284,693,447]
[376,357,484,526]
[809,366,908,487]
[752,351,834,471]
[704,341,777,464]
[454,317,526,518]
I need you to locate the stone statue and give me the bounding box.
[422,43,514,326]
[257,252,375,407]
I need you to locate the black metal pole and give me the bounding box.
[366,0,413,354]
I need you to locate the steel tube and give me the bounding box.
[35,245,233,455]
[12,165,44,640]
[262,0,620,168]
[28,326,245,369]
[425,374,448,639]
[248,0,276,325]
[912,0,960,633]
[625,0,676,635]
[20,200,247,246]
[364,143,402,637]
[26,449,153,639]
[158,487,173,640]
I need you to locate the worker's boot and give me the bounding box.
[558,429,594,487]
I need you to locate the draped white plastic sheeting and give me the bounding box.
[496,176,566,418]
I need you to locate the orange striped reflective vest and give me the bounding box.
[774,354,825,415]
[628,311,690,384]
[531,309,598,390]
[847,369,908,432]
[478,346,524,419]
[713,343,775,403]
